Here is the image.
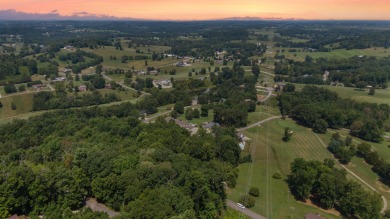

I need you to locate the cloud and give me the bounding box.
[0,9,139,20]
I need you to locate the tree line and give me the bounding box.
[288,158,382,219]
[328,133,390,186]
[274,56,390,88]
[278,86,389,142]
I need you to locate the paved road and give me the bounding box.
[314,134,388,213]
[227,200,267,219]
[85,198,119,218]
[237,116,282,132]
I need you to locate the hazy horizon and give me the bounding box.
[1,0,390,21]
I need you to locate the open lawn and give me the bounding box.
[177,109,214,126]
[318,85,390,105]
[280,47,390,61]
[316,131,390,210]
[247,104,276,126]
[222,209,250,219]
[0,92,34,119]
[230,116,390,217]
[229,118,340,219]
[82,46,176,70]
[68,88,138,101]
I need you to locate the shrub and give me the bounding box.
[239,195,255,208]
[272,172,282,179]
[249,187,260,197]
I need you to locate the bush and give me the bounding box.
[313,119,328,134]
[11,102,17,110]
[249,187,260,197]
[272,172,282,179]
[239,195,255,208]
[18,85,26,92]
[239,154,252,164]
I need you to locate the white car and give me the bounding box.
[237,203,246,209]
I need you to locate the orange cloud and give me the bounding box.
[0,0,389,20]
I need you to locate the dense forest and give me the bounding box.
[0,103,240,218]
[278,86,390,142]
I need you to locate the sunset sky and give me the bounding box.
[1,0,390,20]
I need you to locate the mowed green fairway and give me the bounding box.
[229,119,340,219]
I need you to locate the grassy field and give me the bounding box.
[0,88,137,121]
[318,85,390,104]
[222,209,250,219]
[229,115,390,217]
[279,47,390,61]
[82,46,176,69]
[229,118,341,219]
[316,131,390,208]
[0,92,35,118]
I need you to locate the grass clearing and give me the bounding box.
[280,47,390,61]
[0,92,34,119]
[222,209,250,219]
[316,131,390,209]
[317,85,390,105]
[229,118,340,219]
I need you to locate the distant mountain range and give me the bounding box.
[0,9,141,21]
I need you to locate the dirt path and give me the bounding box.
[226,200,267,219]
[258,88,274,103]
[85,198,119,218]
[237,116,282,132]
[260,71,275,76]
[143,110,172,123]
[314,134,388,213]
